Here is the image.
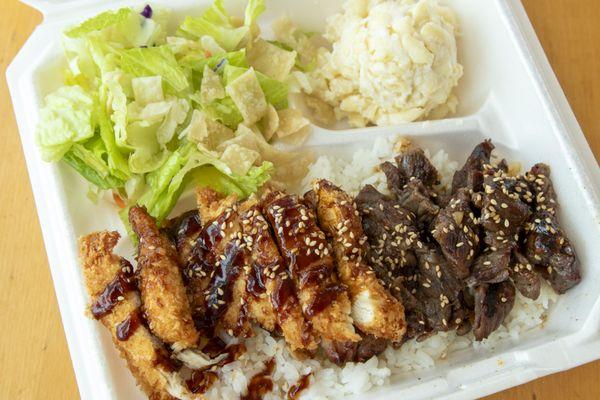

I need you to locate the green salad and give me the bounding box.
[36,0,313,233]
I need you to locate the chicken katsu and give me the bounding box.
[130,206,200,350]
[263,191,360,345]
[78,139,581,399]
[79,232,185,400]
[239,197,319,353]
[311,179,406,343]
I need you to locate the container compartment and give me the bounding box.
[6,0,600,399]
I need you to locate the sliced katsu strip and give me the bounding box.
[263,191,360,344]
[240,197,318,353]
[166,211,210,333]
[179,190,239,334]
[79,232,181,400]
[130,207,199,349]
[524,164,581,293]
[194,188,253,338]
[167,211,203,268]
[312,179,406,342]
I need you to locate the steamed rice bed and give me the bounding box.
[200,136,557,399]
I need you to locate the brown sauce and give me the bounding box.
[217,343,246,367]
[170,210,203,249]
[305,284,346,317]
[116,310,143,341]
[178,211,202,237]
[185,343,247,394]
[189,210,247,334]
[266,196,332,283]
[205,242,245,319]
[201,337,228,357]
[241,358,275,400]
[247,262,267,298]
[91,259,136,319]
[187,214,227,278]
[287,373,312,400]
[186,370,218,394]
[153,348,180,373]
[298,265,331,289]
[265,195,345,318]
[272,276,296,320]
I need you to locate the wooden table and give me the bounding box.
[0,1,598,399]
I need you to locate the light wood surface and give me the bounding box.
[0,1,598,399]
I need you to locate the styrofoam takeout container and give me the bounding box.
[6,0,600,399]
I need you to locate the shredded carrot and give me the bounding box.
[112,192,126,209]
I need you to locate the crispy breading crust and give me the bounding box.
[79,232,178,400]
[130,207,199,349]
[263,192,360,344]
[313,180,406,342]
[240,197,319,353]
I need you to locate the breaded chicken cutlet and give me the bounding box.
[239,197,319,353]
[130,206,199,350]
[263,191,360,345]
[191,188,253,338]
[312,179,406,343]
[79,231,183,400]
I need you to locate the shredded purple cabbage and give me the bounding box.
[214,58,228,72]
[141,5,153,19]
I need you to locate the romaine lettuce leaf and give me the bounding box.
[63,143,125,189]
[180,49,249,74]
[138,142,272,222]
[245,0,266,28]
[102,71,131,150]
[120,46,190,93]
[178,0,248,52]
[36,86,95,162]
[65,8,133,38]
[95,92,130,180]
[65,6,169,48]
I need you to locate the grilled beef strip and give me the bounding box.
[467,247,512,287]
[511,250,541,300]
[451,140,494,194]
[431,189,480,280]
[524,166,581,293]
[414,243,467,336]
[381,151,441,227]
[472,281,516,341]
[356,184,469,340]
[480,166,532,249]
[355,184,420,292]
[396,148,441,188]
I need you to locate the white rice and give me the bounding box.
[203,136,558,400]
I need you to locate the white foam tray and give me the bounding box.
[7,0,600,399]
